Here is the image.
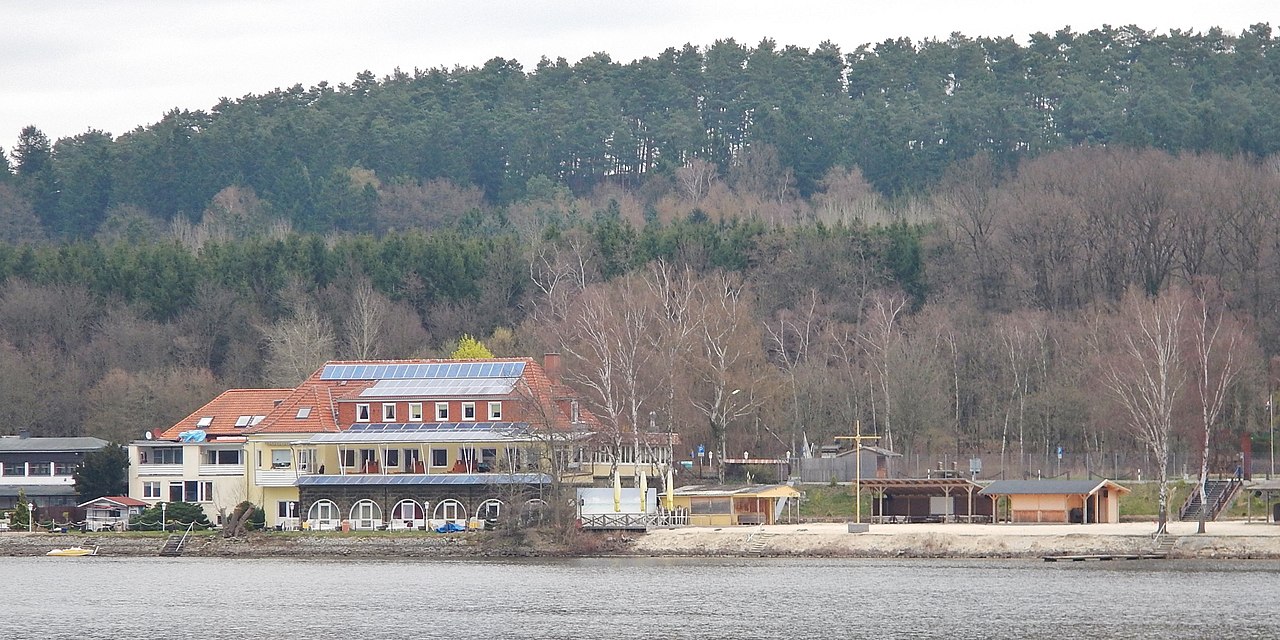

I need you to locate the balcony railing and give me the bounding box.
[137,464,183,476]
[255,469,300,487]
[197,464,245,476]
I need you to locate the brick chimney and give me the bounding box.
[543,353,562,383]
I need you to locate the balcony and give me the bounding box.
[255,469,300,487]
[198,464,246,477]
[137,464,183,476]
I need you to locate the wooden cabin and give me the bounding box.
[979,480,1130,524]
[664,484,801,526]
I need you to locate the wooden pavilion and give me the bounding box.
[861,478,991,523]
[979,479,1130,524]
[664,484,801,526]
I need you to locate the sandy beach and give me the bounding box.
[4,519,1279,558]
[630,520,1280,558]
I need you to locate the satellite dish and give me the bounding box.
[144,431,153,440]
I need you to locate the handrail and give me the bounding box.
[173,521,195,552]
[1179,478,1243,521]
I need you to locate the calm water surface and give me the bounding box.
[9,556,1278,639]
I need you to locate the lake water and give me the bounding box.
[10,556,1278,639]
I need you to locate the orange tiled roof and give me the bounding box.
[246,357,599,435]
[247,372,373,435]
[158,388,292,440]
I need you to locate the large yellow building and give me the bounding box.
[130,356,676,530]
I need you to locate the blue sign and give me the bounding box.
[1056,446,1063,460]
[697,444,705,457]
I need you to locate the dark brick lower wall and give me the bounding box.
[299,483,548,522]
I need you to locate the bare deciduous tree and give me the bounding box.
[557,275,657,481]
[262,303,336,387]
[1095,288,1186,533]
[860,291,908,452]
[688,271,764,481]
[765,290,820,457]
[1187,281,1248,533]
[342,277,389,359]
[675,158,718,203]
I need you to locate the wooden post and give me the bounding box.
[836,420,879,525]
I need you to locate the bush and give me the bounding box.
[130,501,212,530]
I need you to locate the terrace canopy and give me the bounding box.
[860,478,990,523]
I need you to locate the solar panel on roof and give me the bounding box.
[323,360,528,381]
[298,473,550,487]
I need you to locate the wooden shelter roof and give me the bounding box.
[979,479,1130,497]
[860,478,983,496]
[672,484,801,499]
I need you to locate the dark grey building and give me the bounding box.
[0,433,109,509]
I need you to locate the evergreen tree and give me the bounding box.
[73,443,130,500]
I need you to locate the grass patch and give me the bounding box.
[1118,481,1191,517]
[798,484,872,519]
[1119,479,1270,519]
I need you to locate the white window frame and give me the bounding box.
[488,401,502,420]
[350,500,382,530]
[143,481,161,499]
[298,448,315,473]
[433,499,467,521]
[308,500,339,530]
[435,402,449,421]
[408,402,423,422]
[430,448,448,468]
[271,449,292,469]
[382,403,397,422]
[462,402,476,421]
[356,404,371,422]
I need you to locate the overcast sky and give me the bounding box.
[1,1,1274,153]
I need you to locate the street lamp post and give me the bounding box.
[1269,392,1275,480]
[27,502,34,532]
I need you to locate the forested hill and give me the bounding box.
[0,24,1278,473]
[2,24,1278,236]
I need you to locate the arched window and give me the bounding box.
[520,498,548,526]
[476,499,504,523]
[389,499,425,530]
[432,499,467,522]
[349,500,383,530]
[306,500,339,531]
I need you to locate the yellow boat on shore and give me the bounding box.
[46,546,98,557]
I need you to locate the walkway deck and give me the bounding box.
[1042,552,1167,562]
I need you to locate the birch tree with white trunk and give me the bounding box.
[1187,282,1247,534]
[1096,288,1186,534]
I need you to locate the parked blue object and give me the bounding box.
[434,522,466,533]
